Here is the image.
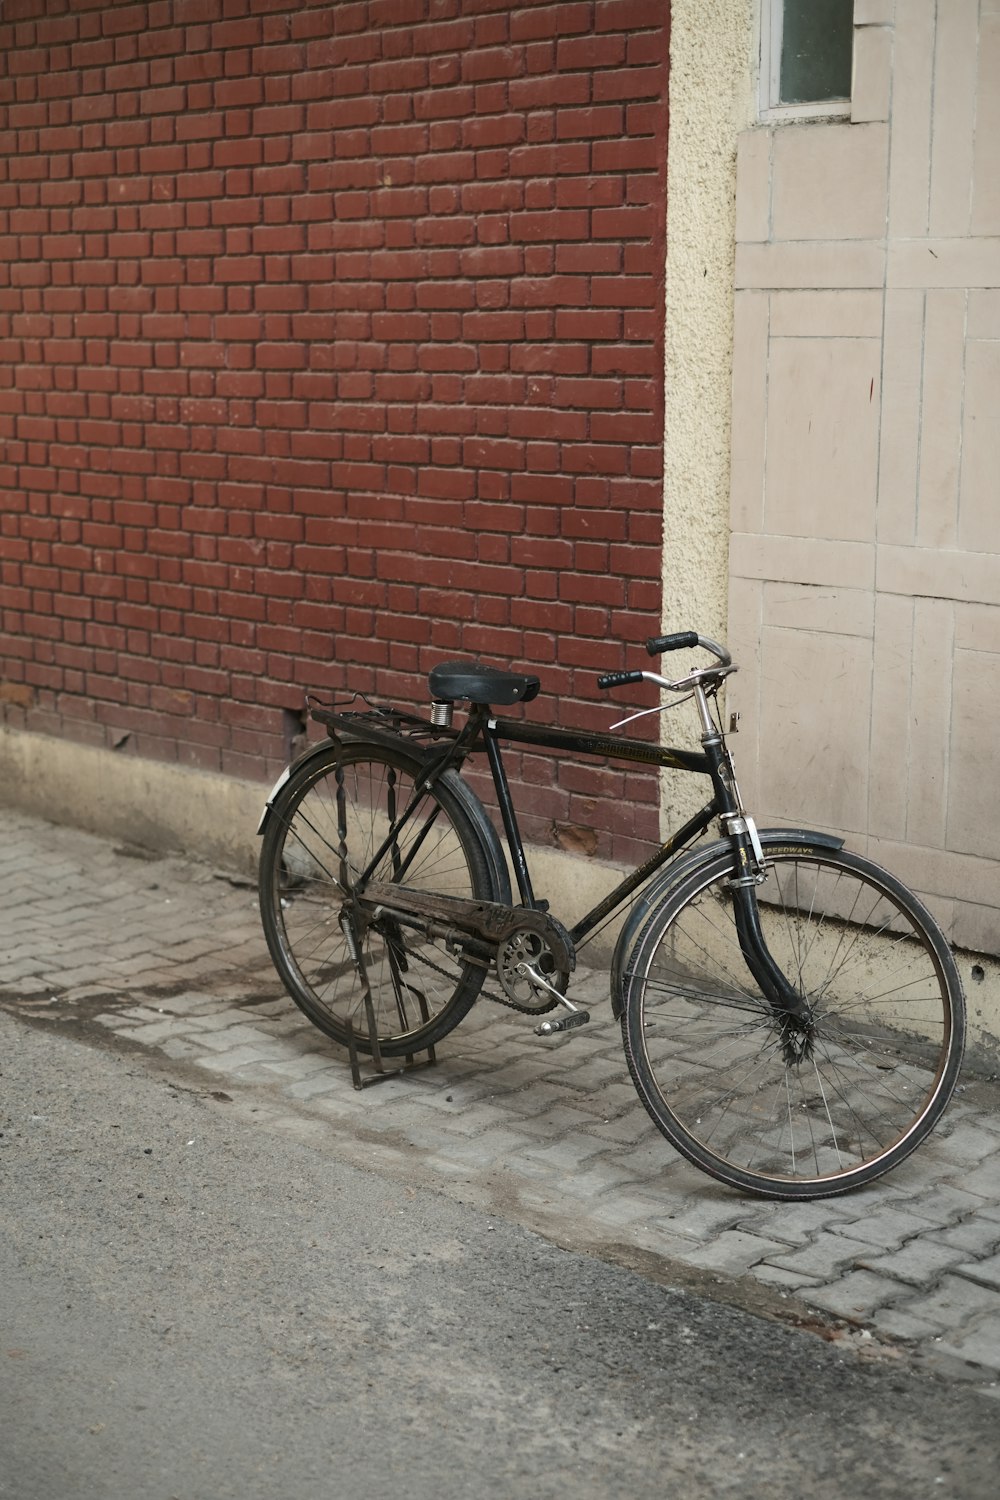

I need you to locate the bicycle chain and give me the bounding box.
[423,940,557,1015]
[371,900,571,1016]
[383,924,559,1015]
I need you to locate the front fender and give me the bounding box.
[608,827,845,1017]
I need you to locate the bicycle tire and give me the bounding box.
[620,843,965,1200]
[259,740,497,1056]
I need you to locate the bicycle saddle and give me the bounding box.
[428,662,541,706]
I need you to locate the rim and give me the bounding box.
[630,853,958,1188]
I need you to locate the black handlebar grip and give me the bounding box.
[597,670,645,690]
[646,631,699,656]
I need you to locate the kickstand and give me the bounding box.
[345,970,437,1091]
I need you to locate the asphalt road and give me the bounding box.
[2,1011,998,1500]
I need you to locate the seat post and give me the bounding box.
[482,716,537,907]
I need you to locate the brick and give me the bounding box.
[1,0,668,862]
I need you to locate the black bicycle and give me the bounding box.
[257,632,965,1201]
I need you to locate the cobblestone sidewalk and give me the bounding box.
[3,806,999,1384]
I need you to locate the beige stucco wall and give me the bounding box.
[659,0,755,825]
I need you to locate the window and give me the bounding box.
[761,0,855,118]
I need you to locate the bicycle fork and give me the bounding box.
[699,692,815,1060]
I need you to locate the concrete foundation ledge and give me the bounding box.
[0,727,268,878]
[0,726,629,962]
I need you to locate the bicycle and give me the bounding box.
[257,632,965,1201]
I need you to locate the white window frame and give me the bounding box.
[758,0,854,122]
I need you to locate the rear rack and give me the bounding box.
[308,694,451,738]
[306,696,465,760]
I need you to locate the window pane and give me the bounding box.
[780,0,854,104]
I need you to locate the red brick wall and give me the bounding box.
[0,0,669,864]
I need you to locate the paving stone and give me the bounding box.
[428,1102,519,1137]
[958,1152,1000,1200]
[930,1119,1000,1168]
[763,1233,876,1281]
[933,1314,1000,1376]
[898,1273,1000,1331]
[650,1196,748,1241]
[830,1207,949,1250]
[282,1070,349,1100]
[305,1090,371,1120]
[262,1052,346,1080]
[556,1057,631,1092]
[954,1251,1000,1291]
[613,1136,683,1177]
[670,1231,790,1278]
[190,1024,284,1052]
[753,1264,823,1292]
[487,1081,581,1117]
[588,1110,663,1145]
[433,1129,538,1170]
[588,1193,685,1229]
[803,1270,907,1320]
[737,1200,858,1248]
[534,1159,637,1201]
[870,1306,943,1342]
[520,1133,612,1170]
[194,1044,297,1072]
[896,1183,993,1226]
[570,1081,648,1120]
[114,1018,214,1045]
[131,991,221,1015]
[4,972,53,996]
[160,1038,205,1061]
[856,1239,969,1287]
[379,1121,480,1156]
[516,1104,602,1138]
[478,1059,571,1093]
[931,1218,1000,1255]
[404,1080,507,1112]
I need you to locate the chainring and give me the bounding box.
[494,910,576,1015]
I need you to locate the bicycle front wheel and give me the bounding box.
[621,845,965,1199]
[259,742,496,1056]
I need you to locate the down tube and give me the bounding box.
[570,803,718,944]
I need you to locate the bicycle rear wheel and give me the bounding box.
[259,741,496,1055]
[621,844,965,1199]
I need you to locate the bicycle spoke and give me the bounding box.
[260,744,493,1056]
[622,846,963,1198]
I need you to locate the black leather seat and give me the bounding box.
[428,662,541,706]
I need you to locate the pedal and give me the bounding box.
[534,1009,590,1037]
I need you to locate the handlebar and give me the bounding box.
[645,631,699,655]
[598,633,733,694]
[646,632,731,667]
[596,669,645,690]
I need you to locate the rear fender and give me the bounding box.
[256,736,511,905]
[609,827,845,1017]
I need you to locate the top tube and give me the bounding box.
[486,715,712,775]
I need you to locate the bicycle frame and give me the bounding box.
[318,699,736,950]
[481,712,721,946]
[315,695,814,1028]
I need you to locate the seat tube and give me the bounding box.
[483,718,537,906]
